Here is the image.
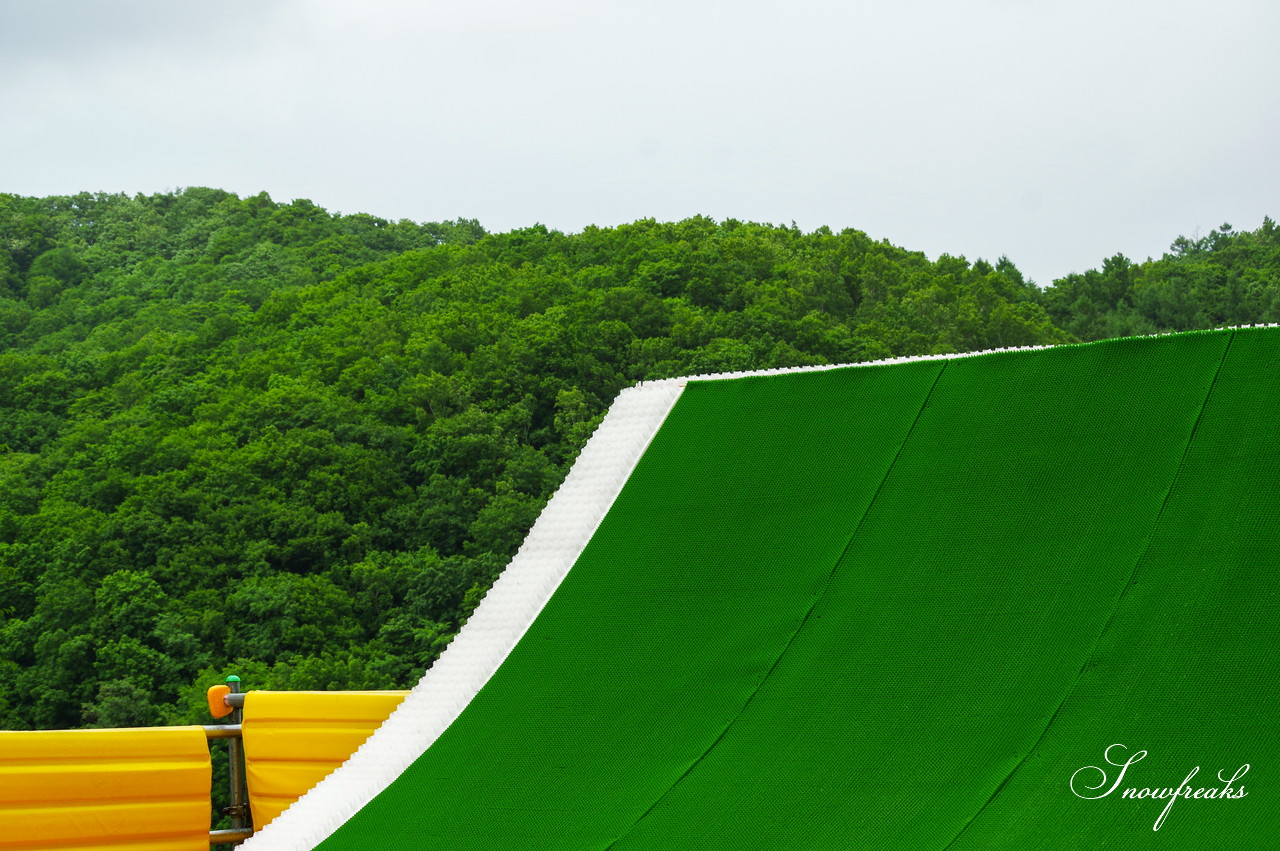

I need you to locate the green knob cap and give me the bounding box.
[225,675,241,683]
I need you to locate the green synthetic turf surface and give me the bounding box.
[319,329,1277,849]
[948,327,1280,849]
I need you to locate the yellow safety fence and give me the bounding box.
[241,691,408,830]
[0,690,408,848]
[0,726,211,851]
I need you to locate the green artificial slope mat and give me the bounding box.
[320,328,1278,849]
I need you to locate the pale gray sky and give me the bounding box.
[2,0,1277,285]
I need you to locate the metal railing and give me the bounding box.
[206,677,253,846]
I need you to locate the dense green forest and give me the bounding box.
[1,188,1278,732]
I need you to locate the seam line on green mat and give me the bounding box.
[601,360,951,851]
[938,329,1236,851]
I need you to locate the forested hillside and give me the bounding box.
[1,189,1276,731]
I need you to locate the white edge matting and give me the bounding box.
[240,377,686,849]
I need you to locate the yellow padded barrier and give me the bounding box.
[241,691,408,829]
[0,726,211,851]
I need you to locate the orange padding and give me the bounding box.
[241,691,408,829]
[0,726,211,850]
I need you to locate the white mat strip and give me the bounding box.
[242,379,686,849]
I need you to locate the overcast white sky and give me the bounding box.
[2,0,1276,285]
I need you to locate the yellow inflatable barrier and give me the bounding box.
[0,726,211,851]
[241,691,408,829]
